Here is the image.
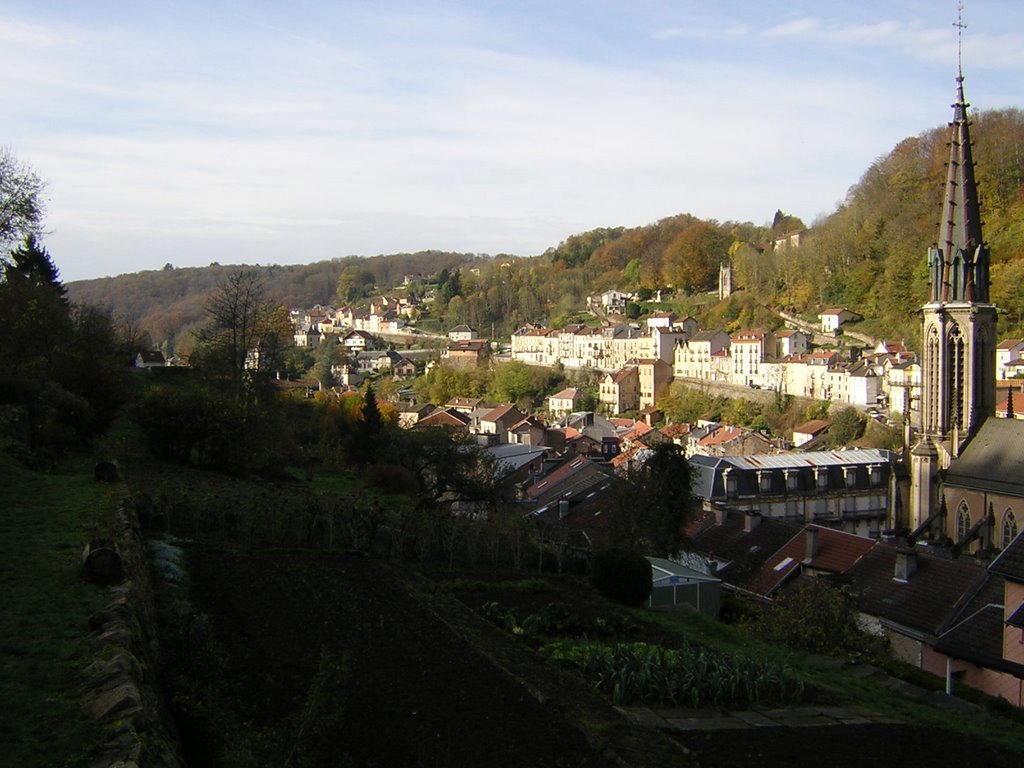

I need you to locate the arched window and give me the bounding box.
[1002,509,1018,550]
[951,250,965,301]
[956,500,971,542]
[948,325,966,430]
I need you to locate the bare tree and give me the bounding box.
[193,269,282,402]
[0,148,46,253]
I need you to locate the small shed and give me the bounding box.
[647,557,721,617]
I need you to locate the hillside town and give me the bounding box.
[240,71,1024,709]
[113,56,1024,716]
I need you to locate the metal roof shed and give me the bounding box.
[647,557,721,617]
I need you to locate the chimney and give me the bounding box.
[804,527,820,563]
[558,499,570,521]
[894,547,918,582]
[744,512,761,533]
[714,506,727,525]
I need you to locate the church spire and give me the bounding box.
[910,5,997,537]
[932,9,988,304]
[935,74,988,302]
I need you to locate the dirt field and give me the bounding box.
[168,547,1024,767]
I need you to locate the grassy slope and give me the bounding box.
[0,445,118,767]
[635,604,1024,754]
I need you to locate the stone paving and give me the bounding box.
[615,704,905,732]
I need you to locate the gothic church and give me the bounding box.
[909,66,1024,555]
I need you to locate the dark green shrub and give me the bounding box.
[364,462,419,496]
[590,548,652,607]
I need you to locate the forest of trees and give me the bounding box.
[66,106,1024,356]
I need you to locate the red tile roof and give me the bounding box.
[747,525,876,597]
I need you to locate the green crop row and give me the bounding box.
[542,640,804,708]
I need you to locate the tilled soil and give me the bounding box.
[178,548,1024,767]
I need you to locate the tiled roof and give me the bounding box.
[550,387,579,401]
[697,425,744,447]
[687,511,802,590]
[446,396,482,409]
[482,404,524,424]
[847,547,986,636]
[660,423,692,439]
[610,367,637,384]
[793,419,831,436]
[747,526,876,597]
[415,408,470,429]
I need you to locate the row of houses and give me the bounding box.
[291,296,420,342]
[512,318,923,412]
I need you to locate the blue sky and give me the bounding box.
[4,1,1024,282]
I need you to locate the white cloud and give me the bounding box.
[5,2,1024,282]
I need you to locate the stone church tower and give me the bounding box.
[909,69,997,532]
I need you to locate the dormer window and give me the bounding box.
[758,471,771,493]
[786,470,798,492]
[724,468,737,498]
[816,468,828,491]
[869,465,882,486]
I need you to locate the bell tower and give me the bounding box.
[909,34,997,532]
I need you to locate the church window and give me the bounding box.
[956,500,971,542]
[947,325,966,430]
[951,250,966,301]
[927,326,941,431]
[928,248,943,302]
[1002,509,1018,550]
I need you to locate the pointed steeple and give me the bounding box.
[934,72,989,303]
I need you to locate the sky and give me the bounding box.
[4,1,1024,283]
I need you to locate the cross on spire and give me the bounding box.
[954,3,967,78]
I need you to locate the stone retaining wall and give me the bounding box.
[81,493,185,768]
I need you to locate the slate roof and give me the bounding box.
[933,604,1019,674]
[685,510,802,590]
[847,547,986,637]
[944,418,1024,497]
[526,456,611,504]
[1006,602,1024,629]
[137,350,166,364]
[988,527,1024,582]
[747,526,876,597]
[487,444,547,476]
[680,330,723,344]
[689,449,895,502]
